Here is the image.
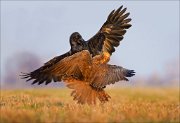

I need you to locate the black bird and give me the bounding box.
[21,5,133,85]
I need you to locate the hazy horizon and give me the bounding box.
[1,1,179,87]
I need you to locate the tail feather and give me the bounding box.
[63,77,110,105]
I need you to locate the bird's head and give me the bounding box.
[70,32,86,53]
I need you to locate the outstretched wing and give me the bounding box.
[21,50,92,85]
[88,5,131,56]
[90,65,135,89]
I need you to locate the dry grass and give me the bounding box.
[0,87,179,123]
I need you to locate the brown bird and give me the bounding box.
[21,5,132,85]
[22,50,135,104]
[21,6,135,104]
[61,50,135,104]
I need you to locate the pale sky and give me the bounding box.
[1,1,179,79]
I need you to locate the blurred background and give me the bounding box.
[1,1,179,89]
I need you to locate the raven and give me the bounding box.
[21,5,132,85]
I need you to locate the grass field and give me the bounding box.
[0,87,179,123]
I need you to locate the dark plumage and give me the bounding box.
[69,32,88,53]
[87,5,131,56]
[20,32,105,85]
[71,5,132,57]
[22,6,134,93]
[21,32,87,85]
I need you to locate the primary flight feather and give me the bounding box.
[21,5,131,85]
[21,6,134,104]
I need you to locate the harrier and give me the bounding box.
[21,6,135,104]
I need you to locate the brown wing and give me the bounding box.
[21,50,92,85]
[90,65,135,89]
[87,5,131,57]
[63,77,111,105]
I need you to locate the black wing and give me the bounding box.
[87,5,132,57]
[20,51,71,85]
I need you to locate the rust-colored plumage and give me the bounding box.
[60,50,135,104]
[63,77,111,105]
[21,6,135,104]
[22,50,134,104]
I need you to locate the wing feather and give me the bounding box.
[87,6,132,56]
[90,65,135,89]
[21,50,92,85]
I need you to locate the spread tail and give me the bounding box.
[63,77,111,105]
